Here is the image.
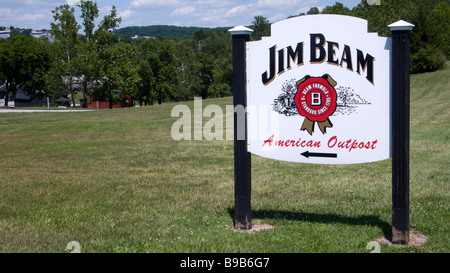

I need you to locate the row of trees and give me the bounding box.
[1,0,449,107]
[1,1,233,107]
[0,34,50,106]
[258,0,449,73]
[321,0,450,73]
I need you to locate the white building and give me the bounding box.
[0,29,53,41]
[0,29,11,39]
[30,30,54,41]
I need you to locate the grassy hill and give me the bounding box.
[0,64,448,253]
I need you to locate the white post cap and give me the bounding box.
[388,20,415,31]
[228,25,254,36]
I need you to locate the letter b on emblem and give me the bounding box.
[311,92,322,106]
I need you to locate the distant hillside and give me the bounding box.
[115,25,230,38]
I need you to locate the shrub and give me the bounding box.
[411,46,446,74]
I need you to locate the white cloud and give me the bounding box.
[131,0,179,8]
[199,15,229,27]
[268,13,286,23]
[4,0,61,8]
[170,6,195,17]
[225,5,250,18]
[0,8,13,17]
[171,20,182,26]
[0,7,51,29]
[197,6,234,27]
[256,0,301,8]
[295,4,325,14]
[24,12,47,21]
[1,0,349,30]
[118,9,136,20]
[66,0,80,6]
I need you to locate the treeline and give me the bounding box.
[1,0,449,108]
[321,0,450,73]
[115,25,229,38]
[0,1,233,107]
[255,0,449,73]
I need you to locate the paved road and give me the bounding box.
[0,109,95,113]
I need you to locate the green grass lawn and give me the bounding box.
[0,64,449,253]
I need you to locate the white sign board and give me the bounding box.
[247,15,391,164]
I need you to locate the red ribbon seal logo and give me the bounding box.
[294,74,338,135]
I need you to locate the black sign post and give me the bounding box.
[389,20,415,245]
[229,26,253,230]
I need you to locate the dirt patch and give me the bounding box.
[377,231,428,247]
[233,222,275,233]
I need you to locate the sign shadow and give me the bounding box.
[228,208,391,237]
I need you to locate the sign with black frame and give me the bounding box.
[229,15,414,245]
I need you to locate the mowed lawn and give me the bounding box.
[0,65,449,253]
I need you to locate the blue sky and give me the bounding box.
[0,0,362,30]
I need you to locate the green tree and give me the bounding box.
[136,38,160,105]
[173,38,199,101]
[94,5,122,108]
[193,29,207,53]
[322,2,353,15]
[93,43,140,107]
[77,0,100,108]
[49,4,81,107]
[252,16,271,40]
[43,44,68,103]
[24,37,51,96]
[155,40,178,104]
[136,59,155,105]
[426,2,450,57]
[95,5,121,49]
[0,35,49,106]
[136,38,180,104]
[352,0,398,37]
[78,0,99,43]
[93,5,140,108]
[307,7,321,15]
[202,30,233,98]
[351,0,449,73]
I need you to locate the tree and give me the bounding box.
[173,38,198,101]
[155,40,178,104]
[78,0,99,43]
[351,0,449,73]
[136,38,161,105]
[23,36,51,97]
[0,37,19,106]
[94,4,122,109]
[322,2,353,15]
[77,0,100,107]
[0,35,49,106]
[92,5,141,108]
[252,16,271,40]
[193,29,207,52]
[307,7,320,15]
[136,59,155,105]
[95,5,121,49]
[49,4,81,107]
[352,0,398,37]
[426,1,450,57]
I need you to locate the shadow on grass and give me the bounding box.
[228,208,391,236]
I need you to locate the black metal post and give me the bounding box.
[390,21,414,245]
[229,27,252,230]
